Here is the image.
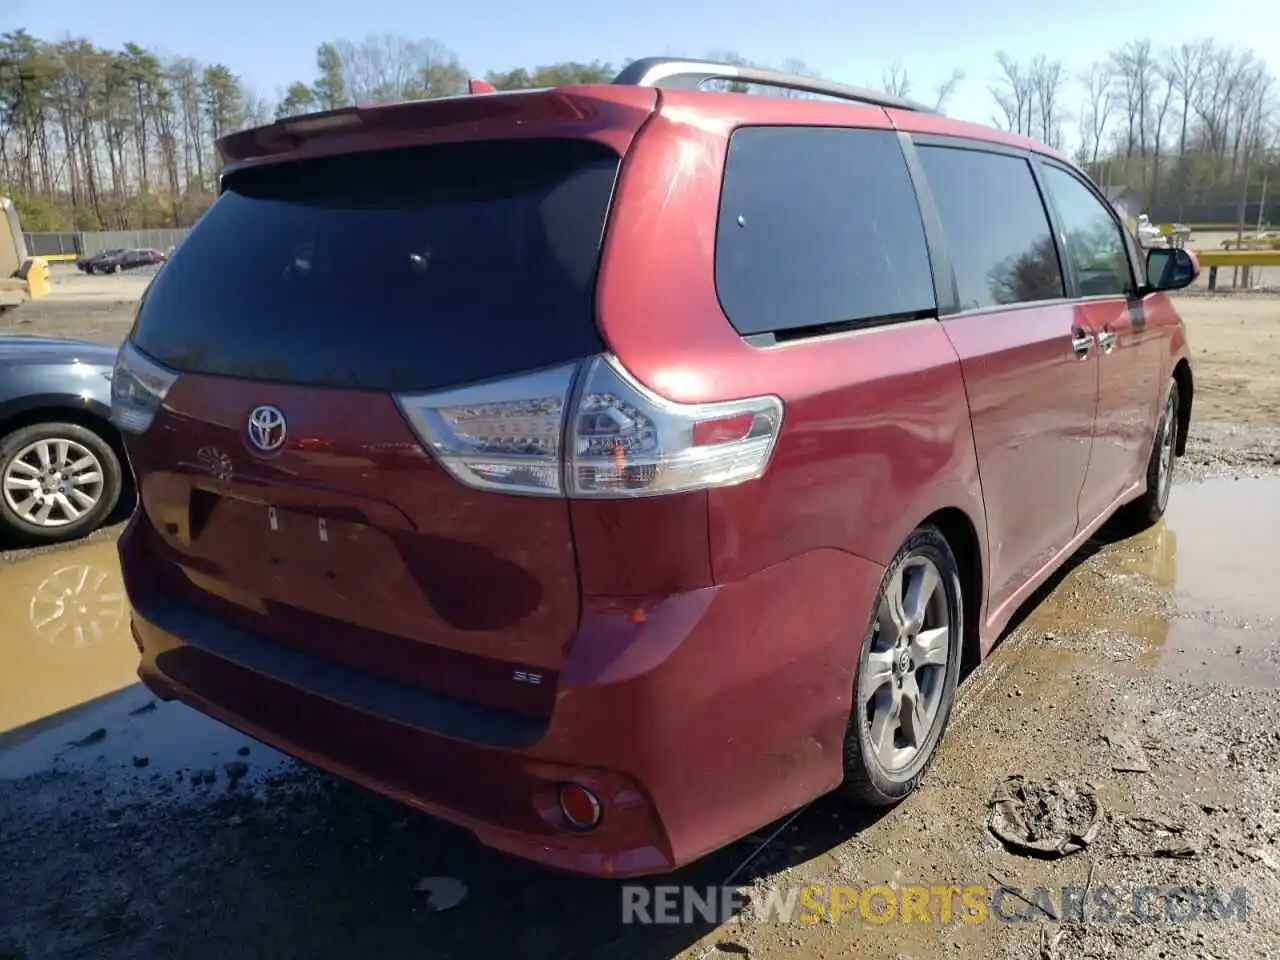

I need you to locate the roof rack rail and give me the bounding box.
[613,57,937,114]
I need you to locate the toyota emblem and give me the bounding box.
[246,405,287,454]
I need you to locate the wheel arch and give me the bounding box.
[0,396,131,490]
[918,506,984,674]
[1172,358,1193,457]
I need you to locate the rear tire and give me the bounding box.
[0,421,123,545]
[841,524,963,806]
[1123,379,1179,529]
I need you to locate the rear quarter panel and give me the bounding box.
[594,92,989,585]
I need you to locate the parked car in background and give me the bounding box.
[76,248,166,275]
[0,336,129,543]
[132,248,167,268]
[112,57,1198,878]
[76,249,125,273]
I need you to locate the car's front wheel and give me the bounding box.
[841,524,964,806]
[0,421,124,544]
[1123,379,1180,529]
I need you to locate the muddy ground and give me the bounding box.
[1,268,1279,960]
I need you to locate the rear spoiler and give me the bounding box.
[214,78,655,171]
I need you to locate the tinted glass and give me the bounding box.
[917,146,1064,310]
[132,139,618,392]
[1040,166,1132,297]
[716,127,936,336]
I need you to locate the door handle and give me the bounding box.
[1096,328,1117,353]
[1071,329,1095,358]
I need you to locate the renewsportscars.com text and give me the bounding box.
[621,883,1250,926]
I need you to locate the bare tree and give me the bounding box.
[1228,57,1272,180]
[1235,72,1275,247]
[1029,56,1066,148]
[881,62,911,99]
[240,87,273,128]
[415,40,468,99]
[1111,39,1157,158]
[167,57,206,192]
[990,52,1033,135]
[333,35,465,103]
[932,69,964,113]
[1148,64,1177,205]
[1167,40,1211,157]
[1194,45,1236,163]
[1078,61,1114,165]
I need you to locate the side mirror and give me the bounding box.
[1146,247,1199,292]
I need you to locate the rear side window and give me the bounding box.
[916,145,1065,311]
[132,139,619,392]
[715,127,936,337]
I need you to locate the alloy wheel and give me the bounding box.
[2,437,106,528]
[859,556,953,773]
[1157,389,1178,510]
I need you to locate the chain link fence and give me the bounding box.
[22,229,191,258]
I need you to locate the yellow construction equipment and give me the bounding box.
[0,196,51,313]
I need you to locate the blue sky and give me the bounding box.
[6,0,1279,145]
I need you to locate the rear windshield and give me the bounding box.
[132,138,619,392]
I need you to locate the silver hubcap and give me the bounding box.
[2,438,104,528]
[860,556,952,773]
[1157,392,1177,507]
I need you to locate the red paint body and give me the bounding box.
[119,83,1194,877]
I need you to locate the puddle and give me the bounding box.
[1160,474,1280,623]
[1052,475,1280,687]
[0,540,135,738]
[1155,475,1280,685]
[0,537,286,786]
[972,475,1279,690]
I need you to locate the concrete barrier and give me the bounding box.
[25,258,50,299]
[14,257,51,299]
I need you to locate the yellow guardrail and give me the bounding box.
[40,253,79,262]
[1193,248,1280,290]
[1194,249,1280,267]
[1220,238,1280,251]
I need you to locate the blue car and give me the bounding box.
[0,336,129,543]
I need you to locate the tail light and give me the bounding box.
[394,355,783,499]
[110,340,178,434]
[395,362,577,496]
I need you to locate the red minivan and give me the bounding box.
[111,58,1198,877]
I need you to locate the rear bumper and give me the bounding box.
[120,515,884,878]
